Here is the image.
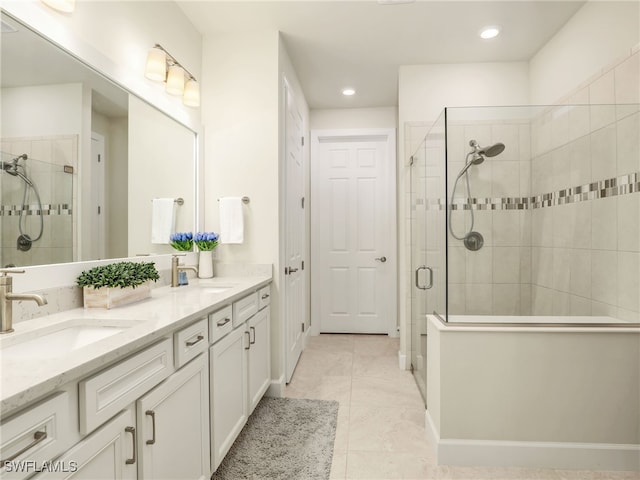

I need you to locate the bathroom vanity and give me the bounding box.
[0,275,271,479]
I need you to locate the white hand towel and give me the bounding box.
[151,198,176,244]
[219,197,244,244]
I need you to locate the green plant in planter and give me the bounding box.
[77,262,160,289]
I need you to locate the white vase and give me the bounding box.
[198,250,214,278]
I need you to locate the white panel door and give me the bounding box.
[284,81,305,383]
[312,130,396,334]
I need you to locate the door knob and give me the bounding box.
[375,256,387,263]
[285,266,299,275]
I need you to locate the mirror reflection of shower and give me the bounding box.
[448,139,505,251]
[1,154,44,251]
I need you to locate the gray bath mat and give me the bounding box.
[213,397,339,480]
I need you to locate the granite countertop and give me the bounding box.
[0,275,271,415]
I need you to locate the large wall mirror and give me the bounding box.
[0,11,196,268]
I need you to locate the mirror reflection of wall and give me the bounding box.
[128,96,196,257]
[0,11,197,267]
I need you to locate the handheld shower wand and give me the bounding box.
[449,139,505,251]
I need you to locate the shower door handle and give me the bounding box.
[415,266,433,290]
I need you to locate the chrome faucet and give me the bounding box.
[171,255,198,287]
[1,269,47,334]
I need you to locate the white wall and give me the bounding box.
[128,96,195,257]
[201,29,285,380]
[3,1,202,131]
[397,61,530,365]
[1,84,83,138]
[530,1,640,105]
[310,107,397,130]
[202,30,280,265]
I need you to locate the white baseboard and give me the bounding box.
[425,410,640,472]
[398,351,408,370]
[265,374,285,398]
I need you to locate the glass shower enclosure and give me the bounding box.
[410,104,640,403]
[1,150,73,267]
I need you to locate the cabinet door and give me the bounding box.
[247,308,271,414]
[210,326,248,472]
[31,408,136,480]
[137,353,209,480]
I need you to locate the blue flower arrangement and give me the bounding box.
[195,232,219,251]
[170,232,193,251]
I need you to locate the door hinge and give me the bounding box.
[301,136,304,146]
[98,206,101,214]
[301,322,305,332]
[301,260,304,271]
[301,197,305,209]
[98,154,101,163]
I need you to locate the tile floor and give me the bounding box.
[283,334,639,480]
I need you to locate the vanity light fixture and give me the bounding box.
[144,44,200,107]
[41,0,75,13]
[480,26,500,39]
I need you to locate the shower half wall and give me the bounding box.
[409,104,640,471]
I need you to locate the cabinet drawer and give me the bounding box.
[232,293,258,328]
[209,305,233,344]
[79,338,174,435]
[1,393,73,480]
[174,318,208,368]
[258,285,271,310]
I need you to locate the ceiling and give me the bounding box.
[177,1,586,109]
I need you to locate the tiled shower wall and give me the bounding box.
[0,135,77,267]
[446,119,533,316]
[529,50,640,322]
[411,48,639,321]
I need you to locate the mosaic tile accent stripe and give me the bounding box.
[0,204,73,216]
[431,171,640,211]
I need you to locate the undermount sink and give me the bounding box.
[192,283,235,294]
[0,319,138,361]
[199,286,233,294]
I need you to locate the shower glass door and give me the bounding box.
[409,112,448,407]
[410,131,428,404]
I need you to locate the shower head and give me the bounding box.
[478,142,505,157]
[1,160,18,176]
[469,139,505,158]
[457,139,506,179]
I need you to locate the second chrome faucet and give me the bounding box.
[171,255,198,287]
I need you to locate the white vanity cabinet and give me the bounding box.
[209,324,248,472]
[247,307,270,414]
[136,352,210,480]
[31,408,137,480]
[0,393,74,480]
[210,287,271,472]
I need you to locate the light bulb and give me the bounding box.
[145,47,166,82]
[183,79,200,107]
[166,65,185,96]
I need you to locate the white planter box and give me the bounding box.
[83,281,152,309]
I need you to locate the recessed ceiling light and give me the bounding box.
[480,26,500,39]
[342,88,356,96]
